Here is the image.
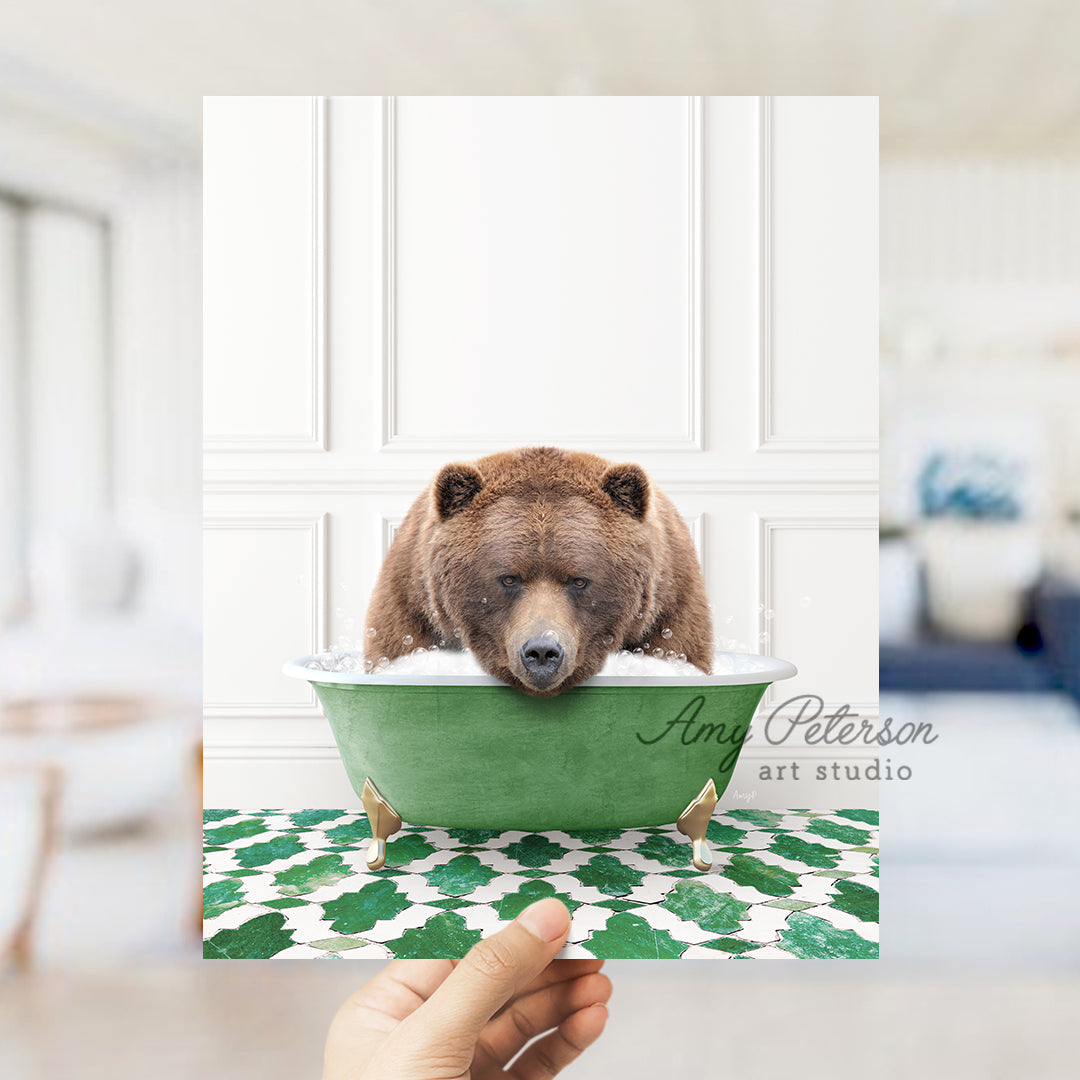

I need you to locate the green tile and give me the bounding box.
[569,854,645,897]
[232,834,305,868]
[660,880,749,934]
[203,878,246,920]
[834,809,878,826]
[263,897,309,909]
[385,833,437,867]
[813,870,855,879]
[289,810,346,828]
[497,833,570,868]
[322,879,410,934]
[425,854,499,897]
[724,809,785,830]
[385,912,483,959]
[763,898,817,911]
[635,834,692,868]
[706,821,749,846]
[699,936,764,954]
[831,879,879,923]
[723,854,801,897]
[777,911,877,959]
[324,819,374,845]
[596,899,638,911]
[204,818,269,845]
[308,936,367,952]
[807,819,871,846]
[563,828,624,844]
[220,869,261,878]
[583,913,688,959]
[274,852,352,896]
[203,809,238,823]
[445,828,502,844]
[768,834,842,869]
[203,912,295,959]
[428,897,479,910]
[495,878,582,920]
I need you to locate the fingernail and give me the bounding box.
[516,898,569,942]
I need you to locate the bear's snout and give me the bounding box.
[520,635,564,683]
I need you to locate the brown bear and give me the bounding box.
[364,447,713,696]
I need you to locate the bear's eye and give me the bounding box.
[500,574,520,588]
[570,578,589,590]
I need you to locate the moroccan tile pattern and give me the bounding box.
[203,809,878,960]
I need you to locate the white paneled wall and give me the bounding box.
[204,96,879,809]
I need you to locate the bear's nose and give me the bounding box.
[521,636,564,679]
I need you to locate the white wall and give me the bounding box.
[203,96,879,809]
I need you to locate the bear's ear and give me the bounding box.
[600,463,649,520]
[434,463,484,520]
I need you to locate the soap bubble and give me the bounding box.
[402,634,413,646]
[652,648,664,658]
[480,597,488,604]
[661,628,673,639]
[542,629,559,640]
[603,634,615,645]
[633,647,644,656]
[366,627,377,638]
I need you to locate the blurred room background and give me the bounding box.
[2,2,1079,1078]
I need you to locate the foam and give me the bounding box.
[304,647,774,678]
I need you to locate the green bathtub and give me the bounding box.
[283,652,796,870]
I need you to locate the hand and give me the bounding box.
[324,898,611,1079]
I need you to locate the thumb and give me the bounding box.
[403,898,571,1054]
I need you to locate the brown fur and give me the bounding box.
[364,447,713,696]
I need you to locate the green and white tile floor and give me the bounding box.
[203,808,878,960]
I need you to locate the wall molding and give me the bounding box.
[756,512,878,713]
[379,95,706,454]
[203,467,879,493]
[754,96,878,456]
[203,96,327,453]
[203,512,328,717]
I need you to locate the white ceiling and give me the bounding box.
[0,0,1079,157]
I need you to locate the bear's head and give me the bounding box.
[425,449,658,697]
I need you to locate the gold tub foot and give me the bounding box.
[361,778,402,870]
[676,778,719,872]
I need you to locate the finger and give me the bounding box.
[489,958,606,1019]
[508,1003,609,1080]
[479,971,612,1064]
[404,898,571,1050]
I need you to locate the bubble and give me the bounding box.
[633,648,644,656]
[652,648,664,658]
[661,628,673,639]
[590,600,597,607]
[543,628,559,639]
[480,597,488,604]
[800,596,812,608]
[764,609,774,621]
[402,635,413,646]
[366,627,377,638]
[677,653,687,663]
[635,612,644,619]
[304,660,325,670]
[603,635,614,645]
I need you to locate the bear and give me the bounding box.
[364,447,713,696]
